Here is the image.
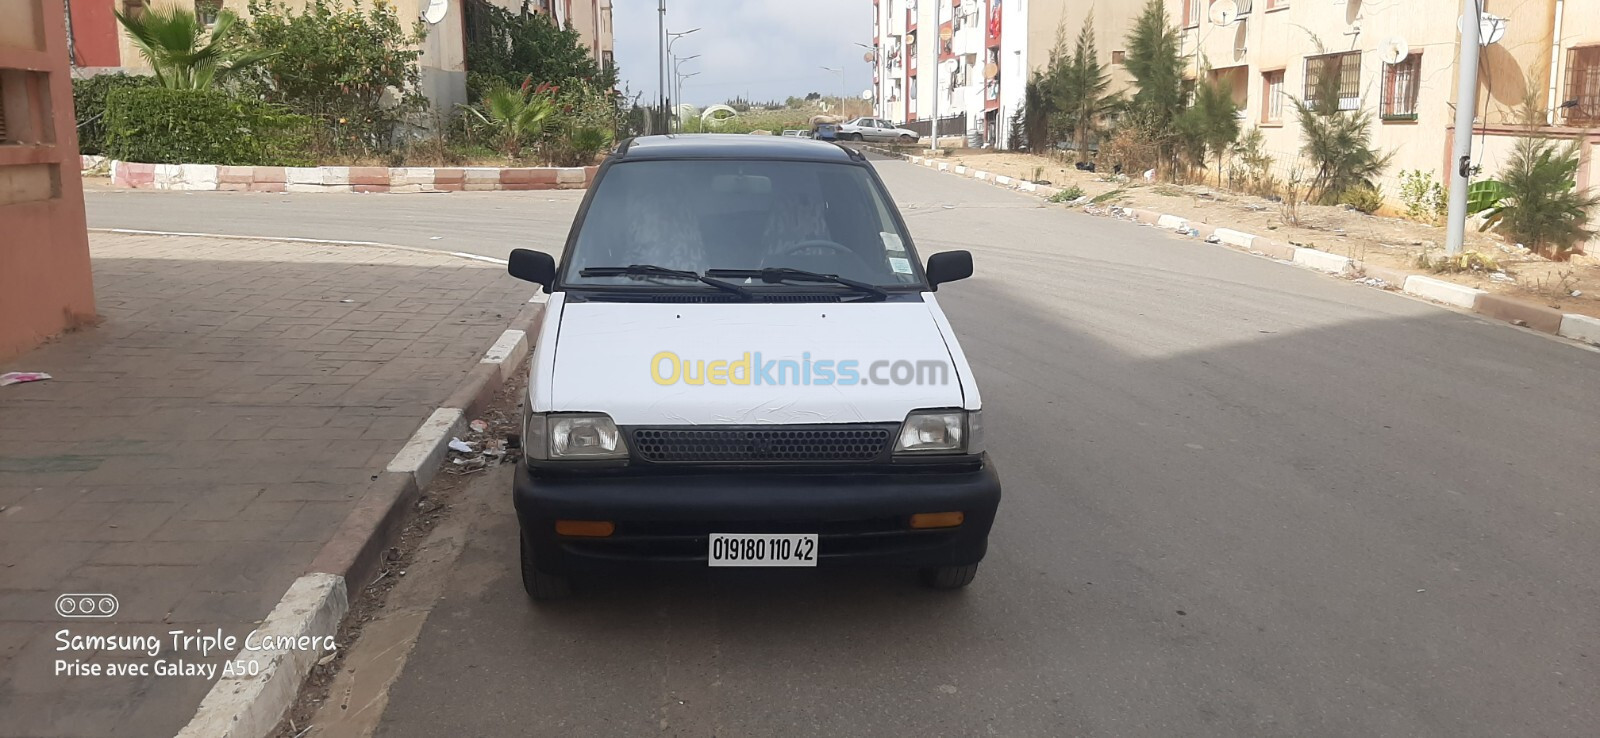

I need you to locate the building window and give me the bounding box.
[1382,53,1421,119]
[1564,46,1600,124]
[1235,0,1252,15]
[1262,69,1284,122]
[1304,52,1361,111]
[121,0,147,20]
[1183,0,1201,28]
[1112,50,1125,65]
[194,0,221,26]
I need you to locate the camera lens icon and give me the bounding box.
[56,594,119,618]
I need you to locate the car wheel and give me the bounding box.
[520,528,572,601]
[850,132,864,141]
[918,563,979,590]
[899,134,914,142]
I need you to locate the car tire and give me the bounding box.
[918,563,979,590]
[520,529,573,601]
[850,133,864,141]
[899,134,914,142]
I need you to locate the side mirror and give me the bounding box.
[925,250,973,290]
[508,248,556,289]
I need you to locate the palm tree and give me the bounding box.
[466,85,556,160]
[113,6,274,90]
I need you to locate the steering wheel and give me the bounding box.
[771,239,855,259]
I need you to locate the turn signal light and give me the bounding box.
[555,520,615,537]
[909,512,965,529]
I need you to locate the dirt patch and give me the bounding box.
[270,365,528,738]
[934,150,1600,319]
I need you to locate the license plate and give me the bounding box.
[707,533,818,567]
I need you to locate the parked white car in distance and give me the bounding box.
[836,117,920,143]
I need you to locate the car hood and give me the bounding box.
[544,299,970,426]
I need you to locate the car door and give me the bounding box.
[867,119,893,142]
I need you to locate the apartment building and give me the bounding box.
[872,0,1006,145]
[872,0,1600,207]
[66,0,615,112]
[1178,0,1600,197]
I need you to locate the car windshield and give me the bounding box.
[562,158,921,288]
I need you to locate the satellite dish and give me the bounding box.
[1209,0,1239,26]
[422,0,448,24]
[863,51,875,63]
[861,89,873,100]
[1458,13,1508,45]
[1380,36,1410,65]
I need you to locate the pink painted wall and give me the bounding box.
[0,0,97,362]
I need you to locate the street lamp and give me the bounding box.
[820,66,845,114]
[665,27,699,128]
[674,54,700,132]
[854,42,877,116]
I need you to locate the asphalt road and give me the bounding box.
[89,159,1600,736]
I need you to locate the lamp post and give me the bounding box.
[1445,0,1481,256]
[854,42,877,116]
[665,27,700,131]
[657,0,666,133]
[821,66,846,114]
[674,54,700,132]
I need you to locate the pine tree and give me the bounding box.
[1177,75,1241,185]
[1122,0,1185,161]
[1058,13,1118,164]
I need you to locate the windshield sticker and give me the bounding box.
[889,257,913,274]
[880,232,906,254]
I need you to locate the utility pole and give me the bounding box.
[1445,0,1481,256]
[657,0,666,134]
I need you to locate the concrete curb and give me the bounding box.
[862,143,1600,348]
[172,301,543,738]
[92,156,596,193]
[90,228,512,266]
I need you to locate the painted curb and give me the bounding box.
[1402,275,1486,309]
[1559,313,1600,345]
[1473,294,1564,334]
[174,573,347,738]
[1292,248,1355,275]
[170,300,543,738]
[90,156,594,193]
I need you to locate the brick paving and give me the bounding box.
[0,233,532,737]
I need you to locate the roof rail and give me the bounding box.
[614,137,637,158]
[833,142,866,162]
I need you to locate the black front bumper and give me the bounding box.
[513,456,1001,575]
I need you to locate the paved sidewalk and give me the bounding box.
[0,233,531,737]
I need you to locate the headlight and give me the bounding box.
[522,412,627,461]
[894,409,982,454]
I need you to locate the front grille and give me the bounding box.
[630,426,893,463]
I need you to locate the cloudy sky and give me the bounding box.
[609,0,875,107]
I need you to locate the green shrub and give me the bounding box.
[1050,185,1086,203]
[1339,184,1385,214]
[1398,169,1446,222]
[239,0,427,155]
[73,73,157,155]
[1472,135,1600,258]
[462,2,616,102]
[104,87,313,165]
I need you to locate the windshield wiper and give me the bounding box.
[705,267,889,301]
[579,264,755,299]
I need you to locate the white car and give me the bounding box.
[837,117,920,143]
[505,134,999,600]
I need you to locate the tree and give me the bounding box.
[1292,52,1390,203]
[1177,75,1240,185]
[113,5,274,90]
[1473,132,1600,258]
[1057,14,1119,163]
[463,3,615,101]
[1122,0,1185,162]
[240,0,427,154]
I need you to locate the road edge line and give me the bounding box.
[90,228,508,265]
